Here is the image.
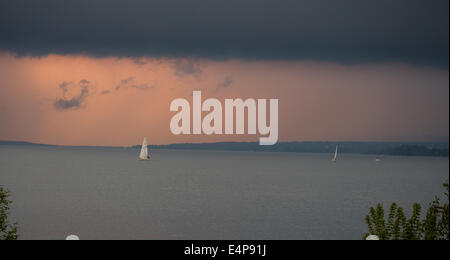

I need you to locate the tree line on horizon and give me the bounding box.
[141,142,449,157]
[2,140,448,157]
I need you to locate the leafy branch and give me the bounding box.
[0,186,19,240]
[364,180,449,240]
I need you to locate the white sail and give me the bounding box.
[139,137,149,160]
[332,145,338,162]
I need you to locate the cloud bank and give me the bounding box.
[0,0,448,67]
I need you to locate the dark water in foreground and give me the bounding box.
[0,145,448,240]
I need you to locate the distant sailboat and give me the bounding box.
[139,137,150,161]
[332,145,338,162]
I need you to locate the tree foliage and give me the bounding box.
[0,186,18,240]
[364,180,449,240]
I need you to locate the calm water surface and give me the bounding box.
[0,145,448,240]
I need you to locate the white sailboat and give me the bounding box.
[332,145,338,162]
[139,137,150,161]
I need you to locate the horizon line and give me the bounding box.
[1,139,449,148]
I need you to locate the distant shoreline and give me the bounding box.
[1,140,448,157]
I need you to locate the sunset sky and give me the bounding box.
[0,0,448,146]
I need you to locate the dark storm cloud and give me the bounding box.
[217,76,233,90]
[0,0,448,67]
[54,80,93,110]
[172,59,203,78]
[54,96,85,110]
[131,58,148,66]
[53,77,152,110]
[115,77,135,91]
[59,81,71,95]
[115,77,153,91]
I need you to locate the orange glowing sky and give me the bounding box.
[0,52,448,146]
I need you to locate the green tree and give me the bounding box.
[0,186,18,240]
[364,180,449,240]
[365,203,389,240]
[402,203,422,240]
[364,202,420,240]
[438,181,449,240]
[423,181,449,240]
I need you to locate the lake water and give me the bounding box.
[0,145,448,240]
